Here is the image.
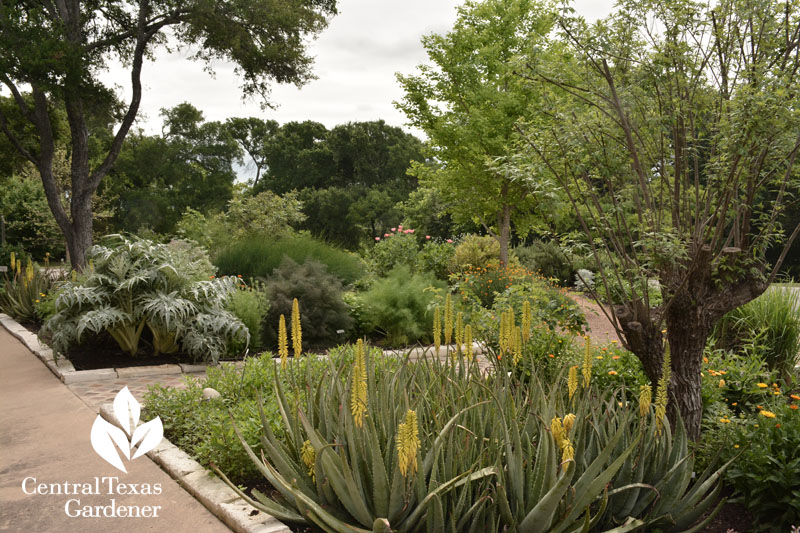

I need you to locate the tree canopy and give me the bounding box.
[0,0,337,268]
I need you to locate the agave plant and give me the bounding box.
[41,235,248,363]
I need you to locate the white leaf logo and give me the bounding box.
[91,386,164,473]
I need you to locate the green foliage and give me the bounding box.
[514,240,573,286]
[417,239,455,281]
[713,288,800,381]
[264,258,353,349]
[41,235,248,363]
[0,259,59,324]
[454,262,531,308]
[227,281,269,353]
[358,266,446,347]
[0,175,65,260]
[698,395,800,531]
[365,229,419,276]
[215,233,364,285]
[449,235,505,273]
[225,190,306,239]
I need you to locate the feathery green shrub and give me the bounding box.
[215,234,364,285]
[263,258,353,349]
[227,280,269,353]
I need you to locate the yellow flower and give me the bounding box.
[719,379,725,388]
[734,444,739,448]
[719,418,731,423]
[759,410,776,418]
[301,440,316,481]
[561,438,574,463]
[563,413,576,433]
[443,293,453,346]
[397,410,420,478]
[568,366,578,400]
[455,312,464,357]
[521,300,531,343]
[551,417,565,448]
[34,299,40,303]
[464,324,473,358]
[639,385,652,417]
[596,356,604,360]
[351,339,368,428]
[291,298,302,357]
[278,314,288,369]
[757,383,768,388]
[433,305,441,354]
[582,337,592,387]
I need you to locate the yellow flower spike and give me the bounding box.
[26,260,34,283]
[301,440,316,482]
[464,324,473,359]
[513,325,522,366]
[291,298,302,357]
[582,337,592,387]
[278,314,289,369]
[88,259,94,273]
[71,270,78,282]
[561,438,574,463]
[444,293,454,347]
[433,305,441,355]
[551,417,565,449]
[655,345,672,436]
[396,410,420,478]
[455,312,464,357]
[639,384,652,418]
[568,366,579,400]
[16,259,22,276]
[563,413,576,434]
[351,339,368,428]
[522,300,531,343]
[10,252,15,272]
[719,379,725,388]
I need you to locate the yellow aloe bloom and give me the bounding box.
[444,293,454,346]
[655,345,672,436]
[10,252,15,273]
[291,298,302,357]
[551,417,565,449]
[433,305,441,354]
[351,339,368,428]
[561,438,574,463]
[568,366,578,400]
[563,413,576,433]
[582,337,592,387]
[455,312,464,357]
[278,314,289,369]
[639,384,652,417]
[513,325,522,365]
[71,270,78,282]
[464,324,473,359]
[396,410,420,478]
[16,259,22,277]
[301,440,316,482]
[26,260,34,283]
[88,259,94,272]
[521,300,531,343]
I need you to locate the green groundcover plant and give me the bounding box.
[41,235,248,363]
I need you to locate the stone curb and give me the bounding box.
[99,403,290,533]
[0,313,225,383]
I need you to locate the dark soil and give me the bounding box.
[700,487,754,532]
[59,330,200,370]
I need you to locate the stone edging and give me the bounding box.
[0,313,217,384]
[97,403,290,533]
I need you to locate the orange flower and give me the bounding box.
[791,394,800,401]
[548,353,555,358]
[608,370,618,375]
[790,405,799,410]
[612,355,620,360]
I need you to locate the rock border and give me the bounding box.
[0,313,236,384]
[98,403,289,533]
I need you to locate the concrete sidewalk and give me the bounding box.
[0,327,230,533]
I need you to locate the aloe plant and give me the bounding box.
[41,235,248,363]
[0,257,58,323]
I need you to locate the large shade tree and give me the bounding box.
[396,0,557,267]
[519,0,800,438]
[0,0,337,269]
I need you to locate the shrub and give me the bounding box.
[713,287,800,382]
[263,258,353,349]
[448,234,517,273]
[215,234,364,285]
[365,227,419,276]
[514,240,573,285]
[359,266,446,347]
[417,239,455,280]
[41,235,248,363]
[454,262,535,308]
[226,280,269,353]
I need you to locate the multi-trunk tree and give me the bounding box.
[0,0,336,269]
[519,0,800,438]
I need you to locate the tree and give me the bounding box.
[396,0,556,267]
[0,0,337,269]
[518,0,800,438]
[256,120,334,193]
[225,117,279,189]
[105,103,240,234]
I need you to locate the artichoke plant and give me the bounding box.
[41,234,248,363]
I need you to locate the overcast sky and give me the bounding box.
[103,0,615,138]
